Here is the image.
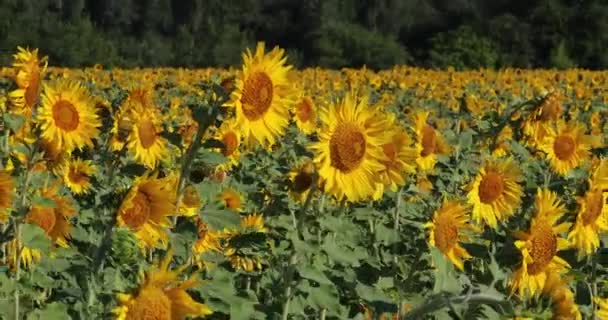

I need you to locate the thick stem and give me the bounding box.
[13,223,20,320]
[591,254,598,320]
[392,188,403,265]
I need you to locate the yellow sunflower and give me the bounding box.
[544,276,581,320]
[113,250,212,320]
[225,247,263,272]
[37,80,101,153]
[293,96,317,134]
[568,159,608,257]
[116,174,175,251]
[522,92,564,147]
[596,297,608,319]
[241,214,267,233]
[10,183,76,268]
[58,158,97,195]
[191,218,223,269]
[0,171,15,223]
[214,120,241,170]
[425,200,474,271]
[178,184,201,217]
[311,92,390,202]
[539,121,596,176]
[288,159,316,203]
[413,111,450,172]
[226,42,295,148]
[467,158,524,228]
[8,47,48,117]
[374,121,417,198]
[510,188,571,299]
[219,188,244,212]
[126,107,169,169]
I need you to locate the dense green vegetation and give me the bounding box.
[1,0,607,69]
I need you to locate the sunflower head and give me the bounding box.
[219,188,243,212]
[0,171,15,223]
[568,186,608,257]
[126,107,169,169]
[214,120,242,170]
[539,121,596,176]
[293,96,317,134]
[467,158,523,228]
[37,80,101,153]
[227,42,295,148]
[312,92,391,202]
[113,250,212,320]
[116,174,176,250]
[59,158,97,195]
[413,111,449,171]
[425,200,473,271]
[9,47,48,115]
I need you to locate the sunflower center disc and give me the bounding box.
[123,191,151,230]
[138,119,157,149]
[293,171,313,193]
[478,171,505,203]
[52,99,80,131]
[553,134,576,160]
[182,185,200,208]
[420,124,437,157]
[222,131,238,156]
[296,99,313,122]
[127,286,172,320]
[25,71,40,108]
[527,222,557,275]
[582,190,604,226]
[435,220,458,252]
[241,71,273,121]
[222,192,241,210]
[26,207,56,234]
[68,167,89,185]
[329,122,367,173]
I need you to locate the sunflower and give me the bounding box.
[539,121,596,176]
[113,250,212,320]
[126,107,169,169]
[425,200,474,271]
[37,80,101,153]
[311,92,390,202]
[0,171,15,223]
[413,111,450,172]
[219,188,243,212]
[225,247,263,272]
[241,214,267,233]
[510,188,571,299]
[191,218,223,268]
[288,159,316,203]
[214,120,241,170]
[8,47,48,117]
[522,92,564,147]
[10,183,76,268]
[596,297,608,319]
[542,273,581,320]
[374,122,417,198]
[293,96,317,134]
[467,158,524,228]
[568,159,608,257]
[226,42,295,148]
[59,159,97,195]
[179,184,201,217]
[116,174,175,250]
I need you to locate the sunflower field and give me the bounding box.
[0,44,607,320]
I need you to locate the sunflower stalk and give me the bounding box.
[591,253,598,320]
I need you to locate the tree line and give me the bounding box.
[0,0,606,69]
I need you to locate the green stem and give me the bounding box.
[392,188,403,265]
[402,292,510,320]
[591,254,598,320]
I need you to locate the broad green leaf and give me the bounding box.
[202,209,241,230]
[21,224,52,251]
[3,113,25,131]
[27,302,71,320]
[356,283,392,303]
[296,264,332,285]
[31,195,57,208]
[430,247,462,294]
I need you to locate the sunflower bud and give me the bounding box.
[110,228,140,265]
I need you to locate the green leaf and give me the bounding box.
[356,283,392,303]
[196,149,227,166]
[296,264,332,285]
[31,195,57,208]
[3,113,25,132]
[21,224,52,251]
[26,302,71,320]
[202,209,241,230]
[303,282,341,311]
[321,237,367,266]
[430,247,462,294]
[458,130,474,150]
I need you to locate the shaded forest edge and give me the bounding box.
[1,0,606,70]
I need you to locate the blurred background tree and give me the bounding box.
[0,0,607,69]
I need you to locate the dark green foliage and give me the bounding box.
[1,0,608,69]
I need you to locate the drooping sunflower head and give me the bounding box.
[227,42,295,148]
[288,159,316,202]
[37,80,101,153]
[312,92,391,202]
[116,174,176,250]
[214,120,241,170]
[542,273,581,320]
[375,121,417,196]
[8,47,48,115]
[590,158,608,190]
[510,189,570,299]
[219,187,243,212]
[59,158,97,195]
[467,158,524,228]
[241,213,268,233]
[413,111,449,171]
[113,250,212,320]
[126,106,169,169]
[424,200,474,271]
[539,121,596,176]
[293,95,317,134]
[0,171,15,223]
[179,184,201,217]
[567,185,608,257]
